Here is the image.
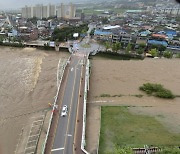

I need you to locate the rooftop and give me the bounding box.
[103,25,120,30]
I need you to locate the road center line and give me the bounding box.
[51,147,64,151]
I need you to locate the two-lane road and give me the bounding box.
[51,53,85,154]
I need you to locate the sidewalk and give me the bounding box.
[74,62,86,154]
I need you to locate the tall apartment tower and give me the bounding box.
[42,5,48,18]
[48,4,56,17]
[22,3,75,19]
[57,3,76,19]
[35,4,43,19]
[22,6,32,18]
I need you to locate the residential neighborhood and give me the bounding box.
[0,0,180,57]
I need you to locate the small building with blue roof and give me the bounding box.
[147,39,168,47]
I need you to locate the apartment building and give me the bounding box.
[22,3,75,19]
[57,3,76,19]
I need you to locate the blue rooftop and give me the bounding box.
[165,30,177,36]
[148,40,168,47]
[94,30,112,35]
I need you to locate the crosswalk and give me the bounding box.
[24,114,45,154]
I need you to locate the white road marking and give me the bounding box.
[67,134,72,136]
[51,147,64,151]
[71,67,74,71]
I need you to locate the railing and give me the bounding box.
[81,57,90,154]
[133,147,161,154]
[41,56,71,154]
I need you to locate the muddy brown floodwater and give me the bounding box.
[0,47,69,154]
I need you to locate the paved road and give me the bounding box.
[51,52,86,154]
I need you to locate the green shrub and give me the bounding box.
[136,48,144,55]
[176,53,180,58]
[155,89,175,99]
[139,83,163,94]
[139,43,146,49]
[163,50,173,58]
[139,83,175,99]
[149,48,158,57]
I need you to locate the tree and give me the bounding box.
[121,42,124,49]
[176,53,180,58]
[126,43,132,53]
[112,43,117,52]
[0,36,4,43]
[105,42,111,51]
[51,24,88,42]
[116,42,121,51]
[151,44,159,50]
[90,28,95,36]
[163,50,173,58]
[139,43,146,49]
[27,17,38,24]
[136,48,144,55]
[44,43,50,50]
[111,42,121,52]
[149,48,158,57]
[101,17,109,24]
[158,45,166,52]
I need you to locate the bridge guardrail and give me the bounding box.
[81,57,90,154]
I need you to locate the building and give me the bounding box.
[22,4,57,19]
[156,7,180,16]
[94,29,112,41]
[47,4,56,18]
[57,3,76,19]
[35,4,43,19]
[42,5,48,18]
[147,39,168,47]
[22,6,32,18]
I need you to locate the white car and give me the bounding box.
[61,105,68,117]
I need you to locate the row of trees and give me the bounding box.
[0,36,24,47]
[149,48,174,58]
[103,41,176,59]
[104,42,134,53]
[0,36,22,43]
